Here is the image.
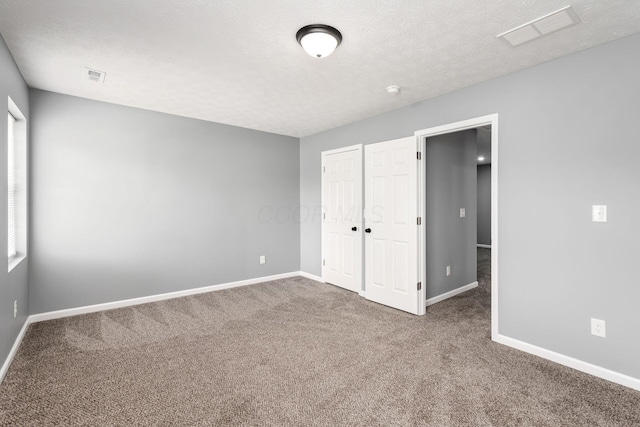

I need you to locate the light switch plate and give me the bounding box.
[460,208,466,218]
[592,205,607,222]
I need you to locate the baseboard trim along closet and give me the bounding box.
[426,281,478,307]
[0,318,30,384]
[494,334,640,392]
[29,271,301,323]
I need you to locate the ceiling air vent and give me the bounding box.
[83,67,106,83]
[497,5,581,47]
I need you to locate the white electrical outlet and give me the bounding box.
[260,255,266,265]
[592,205,607,222]
[460,208,466,218]
[13,300,17,318]
[446,266,451,276]
[591,318,606,338]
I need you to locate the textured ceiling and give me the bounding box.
[1,1,639,137]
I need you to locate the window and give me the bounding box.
[7,97,26,272]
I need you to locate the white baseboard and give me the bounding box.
[0,318,31,384]
[298,271,324,283]
[494,334,640,392]
[358,290,366,298]
[477,244,492,249]
[426,281,478,306]
[29,272,301,323]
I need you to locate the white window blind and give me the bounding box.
[8,112,16,260]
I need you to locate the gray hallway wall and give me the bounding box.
[0,35,29,373]
[300,34,640,379]
[426,130,477,299]
[477,164,491,246]
[29,90,300,313]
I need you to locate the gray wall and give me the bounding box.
[29,90,300,313]
[0,36,29,370]
[300,34,640,379]
[426,130,477,299]
[477,164,491,246]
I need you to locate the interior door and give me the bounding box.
[322,145,362,293]
[364,137,419,314]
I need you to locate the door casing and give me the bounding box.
[415,114,499,332]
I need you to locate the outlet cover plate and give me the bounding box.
[592,205,607,222]
[591,318,606,337]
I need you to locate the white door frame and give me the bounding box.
[415,114,499,337]
[321,144,364,292]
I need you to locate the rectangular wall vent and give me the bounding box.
[497,5,581,47]
[83,67,106,83]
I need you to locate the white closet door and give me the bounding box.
[364,137,419,314]
[322,146,362,293]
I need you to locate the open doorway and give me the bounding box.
[476,126,492,311]
[423,129,479,307]
[476,126,492,250]
[415,114,498,338]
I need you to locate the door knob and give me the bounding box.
[365,228,372,233]
[351,226,357,231]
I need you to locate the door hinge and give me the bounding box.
[323,166,326,173]
[417,217,421,225]
[417,152,422,160]
[417,282,422,291]
[323,259,326,266]
[323,213,326,220]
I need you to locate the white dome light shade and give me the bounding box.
[296,25,342,58]
[300,32,338,58]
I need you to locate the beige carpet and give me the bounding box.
[1,249,639,425]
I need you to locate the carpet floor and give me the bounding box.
[1,249,639,426]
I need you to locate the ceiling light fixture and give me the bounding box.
[296,24,342,58]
